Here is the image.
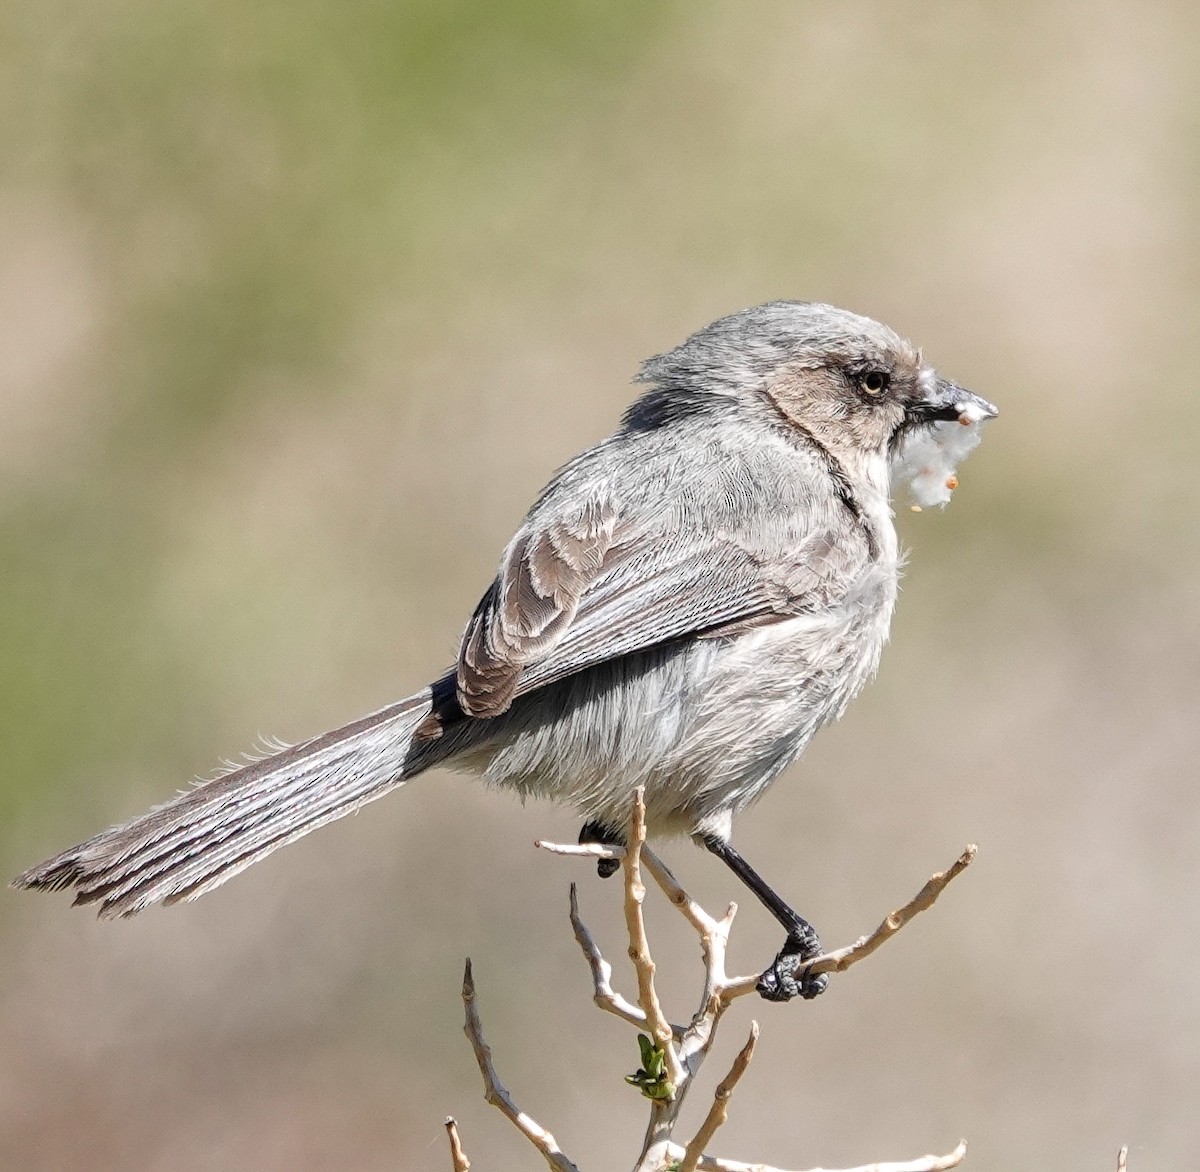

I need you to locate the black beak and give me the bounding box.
[907,378,999,426]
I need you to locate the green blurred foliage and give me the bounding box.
[0,0,668,828]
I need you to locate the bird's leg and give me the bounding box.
[699,835,828,1002]
[579,819,624,879]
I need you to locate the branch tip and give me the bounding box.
[460,952,579,1171]
[444,1117,471,1172]
[720,843,979,996]
[677,1020,760,1172]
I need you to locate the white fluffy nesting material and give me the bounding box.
[892,399,994,509]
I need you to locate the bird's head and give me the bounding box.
[636,301,997,468]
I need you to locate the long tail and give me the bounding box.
[11,689,434,918]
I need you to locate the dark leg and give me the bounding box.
[700,835,828,1002]
[579,820,623,879]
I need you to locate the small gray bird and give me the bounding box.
[13,301,996,1001]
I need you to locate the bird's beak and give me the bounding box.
[908,377,998,426]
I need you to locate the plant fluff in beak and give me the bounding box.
[892,379,998,509]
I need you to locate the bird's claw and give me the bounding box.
[578,821,623,879]
[756,929,828,1002]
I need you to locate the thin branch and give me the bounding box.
[622,790,685,1090]
[569,881,684,1036]
[640,844,727,937]
[677,1022,760,1172]
[443,1117,470,1172]
[537,839,624,861]
[460,959,580,1172]
[721,846,977,1002]
[819,845,977,972]
[670,1138,969,1172]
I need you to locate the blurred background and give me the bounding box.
[2,1,1197,1169]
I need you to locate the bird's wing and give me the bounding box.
[455,495,866,718]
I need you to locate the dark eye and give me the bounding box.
[860,370,890,395]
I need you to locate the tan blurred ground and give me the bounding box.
[2,2,1198,1169]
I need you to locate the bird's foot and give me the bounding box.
[578,820,623,879]
[755,927,828,1002]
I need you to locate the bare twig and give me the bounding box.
[460,958,580,1172]
[677,1022,760,1172]
[443,1117,470,1172]
[672,1138,969,1172]
[721,846,977,1002]
[536,839,625,861]
[818,845,976,972]
[569,881,684,1036]
[640,844,728,937]
[622,790,686,1090]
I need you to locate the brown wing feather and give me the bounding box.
[456,498,866,719]
[457,500,625,716]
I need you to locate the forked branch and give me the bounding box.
[454,791,974,1172]
[460,958,580,1172]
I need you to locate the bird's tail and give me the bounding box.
[11,689,434,918]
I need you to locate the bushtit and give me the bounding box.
[13,301,996,1002]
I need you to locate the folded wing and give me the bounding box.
[456,493,866,718]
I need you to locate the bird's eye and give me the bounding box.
[860,370,890,395]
